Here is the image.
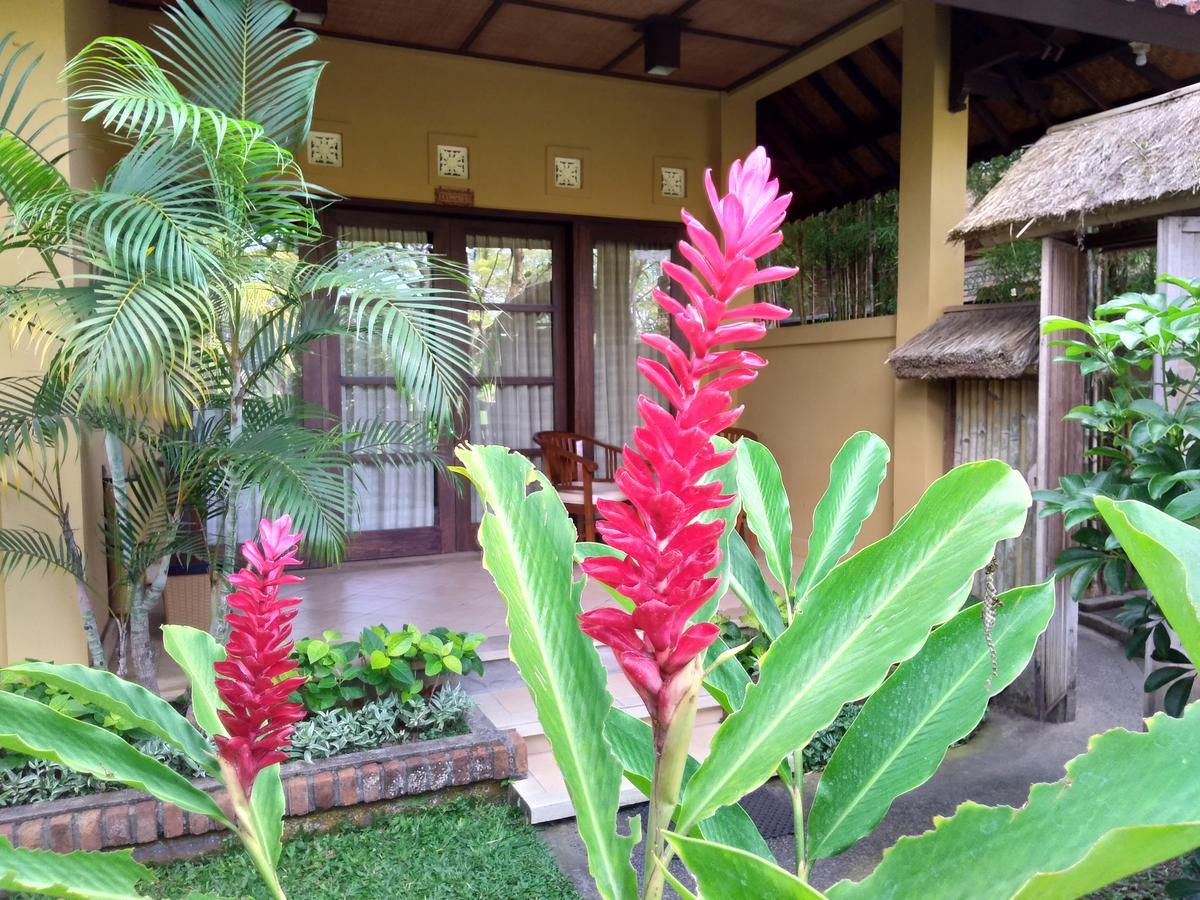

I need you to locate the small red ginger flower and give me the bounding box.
[214,514,307,795]
[579,147,795,738]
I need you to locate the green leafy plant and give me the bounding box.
[458,148,1200,899]
[0,0,480,686]
[292,625,485,713]
[1039,277,1200,709]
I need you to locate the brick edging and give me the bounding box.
[0,711,526,857]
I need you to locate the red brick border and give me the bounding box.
[0,714,525,861]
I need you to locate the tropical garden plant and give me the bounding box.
[457,147,1200,899]
[1039,279,1200,712]
[0,515,308,899]
[0,0,478,685]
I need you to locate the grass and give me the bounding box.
[144,797,580,900]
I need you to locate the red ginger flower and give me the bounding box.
[578,147,795,735]
[214,515,307,795]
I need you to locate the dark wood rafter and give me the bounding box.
[1060,69,1110,111]
[969,99,1013,152]
[806,71,899,178]
[869,39,902,82]
[599,0,702,74]
[1113,51,1183,93]
[460,0,506,51]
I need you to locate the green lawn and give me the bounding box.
[145,797,579,900]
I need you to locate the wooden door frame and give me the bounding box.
[306,198,684,559]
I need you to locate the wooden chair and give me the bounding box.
[533,431,626,543]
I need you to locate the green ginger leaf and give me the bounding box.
[807,582,1055,859]
[677,460,1030,835]
[456,445,637,900]
[0,837,150,899]
[665,833,828,899]
[828,705,1200,899]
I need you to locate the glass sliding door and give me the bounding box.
[592,239,674,454]
[330,218,453,559]
[461,225,566,524]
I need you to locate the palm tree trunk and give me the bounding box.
[60,512,107,669]
[211,365,245,642]
[128,583,159,694]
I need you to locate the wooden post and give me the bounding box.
[1031,237,1086,722]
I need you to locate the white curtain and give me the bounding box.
[339,225,437,531]
[593,241,672,458]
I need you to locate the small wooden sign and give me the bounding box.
[435,186,475,207]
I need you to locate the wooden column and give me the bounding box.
[891,0,969,519]
[1031,237,1087,722]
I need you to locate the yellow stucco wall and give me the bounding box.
[0,0,112,665]
[739,319,899,555]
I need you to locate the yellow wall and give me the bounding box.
[740,319,898,555]
[0,0,113,665]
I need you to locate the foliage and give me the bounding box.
[1039,277,1200,707]
[292,624,486,713]
[144,797,579,900]
[288,686,473,763]
[0,0,479,682]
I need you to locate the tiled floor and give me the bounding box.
[289,551,616,654]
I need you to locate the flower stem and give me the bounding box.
[642,667,700,900]
[790,752,808,882]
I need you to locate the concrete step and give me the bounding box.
[514,717,725,824]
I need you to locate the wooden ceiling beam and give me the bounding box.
[969,99,1013,151]
[935,0,1200,56]
[766,90,881,189]
[1060,69,1110,110]
[460,0,506,51]
[807,72,899,178]
[837,57,896,121]
[1114,52,1183,92]
[869,40,902,81]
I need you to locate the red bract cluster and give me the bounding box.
[578,147,795,735]
[215,515,307,795]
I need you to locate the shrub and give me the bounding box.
[292,624,486,713]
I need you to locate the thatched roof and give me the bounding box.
[950,83,1200,244]
[888,302,1040,381]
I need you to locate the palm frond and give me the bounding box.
[0,526,81,580]
[57,139,227,288]
[310,244,481,433]
[242,300,342,397]
[65,35,261,149]
[154,0,326,149]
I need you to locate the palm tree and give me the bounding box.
[0,0,480,688]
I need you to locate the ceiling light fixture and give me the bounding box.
[293,0,327,26]
[644,18,681,77]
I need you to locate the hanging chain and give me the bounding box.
[982,556,1001,691]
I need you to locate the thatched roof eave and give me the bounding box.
[888,302,1040,381]
[951,83,1200,245]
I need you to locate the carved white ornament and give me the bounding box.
[307,131,342,167]
[660,166,686,198]
[553,156,582,190]
[436,144,470,179]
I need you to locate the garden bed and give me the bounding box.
[0,709,525,863]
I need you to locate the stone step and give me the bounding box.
[513,717,725,824]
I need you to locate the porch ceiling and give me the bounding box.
[112,0,889,91]
[761,6,1200,218]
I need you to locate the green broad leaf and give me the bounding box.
[249,764,285,868]
[603,708,772,862]
[827,706,1200,900]
[665,833,828,899]
[370,650,391,670]
[0,691,228,824]
[735,438,794,596]
[1096,497,1200,663]
[443,655,463,675]
[0,837,150,899]
[702,636,751,714]
[695,436,741,618]
[456,446,637,900]
[161,625,227,738]
[677,460,1030,836]
[807,582,1055,860]
[305,639,330,664]
[3,661,216,772]
[728,531,785,641]
[794,432,890,601]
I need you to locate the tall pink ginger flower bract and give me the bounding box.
[578,147,795,742]
[215,515,308,796]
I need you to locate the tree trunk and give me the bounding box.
[128,584,158,694]
[212,364,245,642]
[61,513,107,669]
